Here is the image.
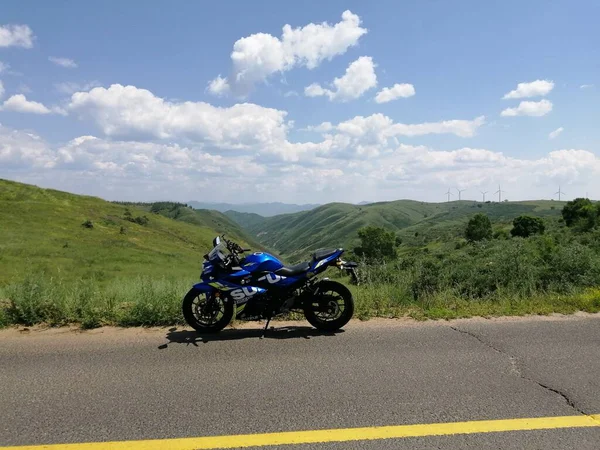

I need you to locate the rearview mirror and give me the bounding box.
[212,236,221,247]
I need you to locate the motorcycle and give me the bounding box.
[182,235,358,334]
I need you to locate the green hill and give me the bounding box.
[230,199,565,260]
[0,179,259,285]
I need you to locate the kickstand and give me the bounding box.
[260,316,272,339]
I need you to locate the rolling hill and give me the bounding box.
[187,201,320,216]
[227,199,565,261]
[0,179,261,285]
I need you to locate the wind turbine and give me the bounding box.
[445,188,453,202]
[480,191,488,202]
[456,188,466,201]
[555,186,565,201]
[494,185,505,202]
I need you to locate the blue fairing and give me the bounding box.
[309,249,344,274]
[241,252,284,273]
[192,247,345,307]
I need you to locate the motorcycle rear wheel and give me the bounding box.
[303,280,354,332]
[182,289,233,333]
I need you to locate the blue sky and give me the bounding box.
[0,0,598,203]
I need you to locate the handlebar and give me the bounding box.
[221,235,250,254]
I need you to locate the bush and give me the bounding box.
[511,215,545,238]
[562,198,599,230]
[81,219,94,229]
[465,213,492,242]
[354,226,398,261]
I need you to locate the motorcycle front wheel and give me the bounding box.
[303,280,354,332]
[182,289,233,333]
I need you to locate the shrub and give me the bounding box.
[511,215,545,238]
[562,198,599,229]
[354,226,398,260]
[465,213,492,242]
[81,219,94,229]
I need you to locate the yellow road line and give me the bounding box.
[4,414,600,450]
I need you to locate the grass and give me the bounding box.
[1,178,598,330]
[1,272,599,329]
[230,199,564,261]
[0,179,257,285]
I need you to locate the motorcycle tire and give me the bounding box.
[303,280,354,332]
[182,288,233,333]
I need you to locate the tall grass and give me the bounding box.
[2,233,600,329]
[1,275,188,328]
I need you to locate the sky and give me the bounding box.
[0,0,599,204]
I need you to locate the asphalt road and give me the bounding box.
[1,314,599,449]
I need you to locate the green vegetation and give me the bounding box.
[354,226,400,260]
[0,179,257,286]
[230,199,563,261]
[1,179,598,328]
[344,199,600,320]
[511,215,545,238]
[465,213,492,242]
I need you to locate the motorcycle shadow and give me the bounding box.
[159,325,343,347]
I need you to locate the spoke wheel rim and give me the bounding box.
[192,293,225,326]
[313,290,345,322]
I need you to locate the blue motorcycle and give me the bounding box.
[182,235,358,334]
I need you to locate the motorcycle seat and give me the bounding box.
[276,261,311,276]
[312,248,339,261]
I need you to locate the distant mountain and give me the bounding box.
[187,201,319,217]
[230,199,564,261]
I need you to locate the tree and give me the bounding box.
[354,226,398,260]
[465,213,492,242]
[561,198,599,230]
[511,215,545,238]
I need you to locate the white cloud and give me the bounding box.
[1,94,52,114]
[207,75,230,96]
[49,57,78,68]
[306,122,333,132]
[0,62,9,73]
[374,83,415,103]
[503,80,554,99]
[3,118,600,204]
[0,24,35,48]
[501,99,553,117]
[216,10,367,95]
[334,114,485,139]
[0,80,4,99]
[580,84,594,89]
[303,56,377,102]
[68,84,290,150]
[55,81,101,95]
[549,127,564,139]
[283,90,299,97]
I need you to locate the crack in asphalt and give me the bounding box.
[449,325,588,416]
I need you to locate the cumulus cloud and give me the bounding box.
[304,56,377,101]
[49,57,78,68]
[549,127,564,139]
[0,24,35,48]
[1,94,52,114]
[212,10,367,96]
[502,80,554,99]
[66,83,488,165]
[207,75,230,96]
[501,99,552,117]
[68,84,290,152]
[374,83,415,103]
[2,120,600,203]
